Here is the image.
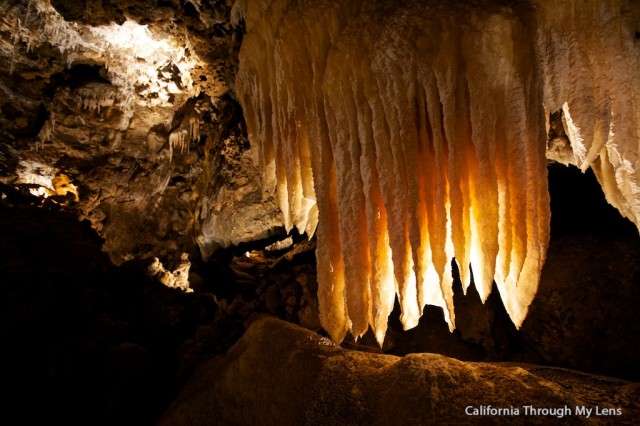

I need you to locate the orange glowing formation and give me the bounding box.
[234,0,640,344]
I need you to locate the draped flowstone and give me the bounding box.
[234,0,640,344]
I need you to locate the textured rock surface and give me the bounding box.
[235,0,640,344]
[1,2,639,423]
[0,0,283,264]
[160,317,640,426]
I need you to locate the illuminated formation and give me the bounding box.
[4,0,202,137]
[234,0,640,344]
[536,1,640,228]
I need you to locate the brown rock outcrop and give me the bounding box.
[0,0,283,263]
[160,317,640,426]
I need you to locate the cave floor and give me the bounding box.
[1,172,640,424]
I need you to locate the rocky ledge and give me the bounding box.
[161,317,640,426]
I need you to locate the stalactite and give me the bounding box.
[36,112,55,150]
[537,0,640,229]
[75,86,116,113]
[168,115,200,163]
[235,0,640,343]
[169,130,188,163]
[188,117,200,144]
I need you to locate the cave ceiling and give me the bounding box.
[0,0,283,264]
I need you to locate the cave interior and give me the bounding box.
[1,0,639,424]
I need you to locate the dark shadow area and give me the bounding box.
[547,163,637,237]
[522,163,640,380]
[0,203,217,425]
[67,63,111,89]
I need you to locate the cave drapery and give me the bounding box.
[234,0,640,344]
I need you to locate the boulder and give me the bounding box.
[161,317,640,425]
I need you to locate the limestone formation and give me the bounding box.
[234,0,640,343]
[0,0,283,263]
[1,1,639,424]
[160,317,640,426]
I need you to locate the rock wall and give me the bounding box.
[0,0,283,264]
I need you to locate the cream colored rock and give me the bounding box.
[235,0,640,343]
[147,254,193,293]
[236,0,543,341]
